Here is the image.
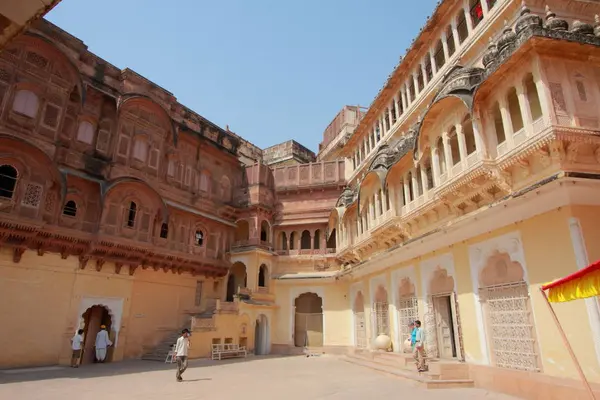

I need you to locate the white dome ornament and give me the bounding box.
[374,334,392,351]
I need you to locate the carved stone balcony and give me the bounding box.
[272,160,345,191]
[231,238,274,253]
[275,248,336,256]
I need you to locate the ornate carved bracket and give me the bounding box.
[114,262,123,274]
[78,255,90,270]
[128,264,138,276]
[13,248,25,263]
[96,259,105,272]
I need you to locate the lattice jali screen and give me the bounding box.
[397,297,419,342]
[373,301,389,336]
[480,282,540,372]
[354,311,367,348]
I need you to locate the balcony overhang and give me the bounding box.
[0,0,61,49]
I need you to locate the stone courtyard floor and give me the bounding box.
[0,355,522,400]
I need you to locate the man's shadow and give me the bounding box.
[183,378,212,382]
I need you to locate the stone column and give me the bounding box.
[393,95,400,122]
[431,144,441,187]
[456,123,468,165]
[442,132,453,174]
[441,30,450,60]
[472,113,487,158]
[411,169,419,199]
[388,106,393,129]
[374,190,381,217]
[429,48,437,76]
[464,3,474,34]
[451,19,460,50]
[420,164,429,194]
[401,86,408,111]
[499,97,516,144]
[421,61,428,86]
[480,0,489,16]
[517,83,533,135]
[378,119,384,138]
[403,175,411,204]
[412,73,419,98]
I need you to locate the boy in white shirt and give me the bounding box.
[71,329,84,368]
[174,329,191,382]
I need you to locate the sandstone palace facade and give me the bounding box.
[2,1,600,399]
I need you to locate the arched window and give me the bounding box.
[62,200,77,217]
[220,176,231,202]
[313,229,321,249]
[436,137,447,175]
[258,265,267,287]
[126,201,137,228]
[416,68,424,93]
[457,11,468,44]
[434,40,445,71]
[280,232,288,250]
[470,0,484,28]
[260,220,269,243]
[462,116,477,155]
[0,165,18,199]
[524,74,542,121]
[76,121,95,144]
[492,102,506,144]
[195,230,204,246]
[12,90,39,118]
[160,223,169,239]
[507,87,524,133]
[301,230,311,250]
[132,138,148,162]
[289,231,296,250]
[448,127,461,165]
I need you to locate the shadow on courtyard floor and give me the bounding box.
[0,354,303,384]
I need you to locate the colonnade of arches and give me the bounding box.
[277,229,336,252]
[225,262,270,301]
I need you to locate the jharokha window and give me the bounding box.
[12,90,39,118]
[126,201,137,228]
[62,200,77,217]
[160,223,169,239]
[195,230,204,246]
[0,165,18,199]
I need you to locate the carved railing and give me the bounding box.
[216,299,239,314]
[272,160,345,190]
[231,238,273,252]
[275,248,336,256]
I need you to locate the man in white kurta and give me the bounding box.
[95,325,112,362]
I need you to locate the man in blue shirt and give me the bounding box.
[409,322,417,351]
[413,320,427,372]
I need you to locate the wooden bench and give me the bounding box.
[211,343,247,361]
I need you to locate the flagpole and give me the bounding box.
[539,287,596,400]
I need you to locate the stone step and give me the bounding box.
[342,355,474,390]
[364,351,470,380]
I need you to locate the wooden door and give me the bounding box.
[433,296,454,359]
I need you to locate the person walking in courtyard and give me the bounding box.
[413,320,427,372]
[175,329,191,382]
[70,329,84,368]
[95,325,112,363]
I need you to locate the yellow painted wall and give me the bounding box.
[331,207,600,383]
[271,281,352,348]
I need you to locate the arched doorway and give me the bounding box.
[226,262,247,301]
[260,220,270,243]
[81,305,112,364]
[294,293,323,347]
[326,229,336,250]
[254,314,270,355]
[258,264,268,289]
[372,285,390,338]
[353,291,366,348]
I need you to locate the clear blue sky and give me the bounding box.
[47,0,437,152]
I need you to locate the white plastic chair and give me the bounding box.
[165,345,176,363]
